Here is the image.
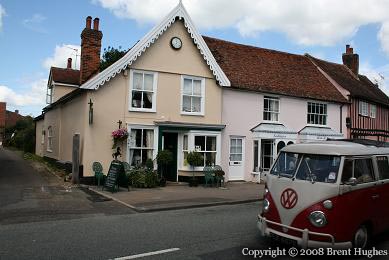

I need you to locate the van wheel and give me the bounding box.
[353,225,369,249]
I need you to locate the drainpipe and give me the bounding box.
[340,104,343,134]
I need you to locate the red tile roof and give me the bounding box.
[50,67,80,86]
[308,55,389,106]
[203,36,347,103]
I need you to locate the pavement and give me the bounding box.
[89,181,264,212]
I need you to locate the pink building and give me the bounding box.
[204,37,348,181]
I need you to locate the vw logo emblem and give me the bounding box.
[280,188,298,209]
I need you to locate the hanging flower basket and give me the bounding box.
[112,128,128,148]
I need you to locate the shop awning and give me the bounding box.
[298,126,343,141]
[251,123,298,139]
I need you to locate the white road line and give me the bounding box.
[112,248,181,260]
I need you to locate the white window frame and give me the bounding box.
[263,96,280,122]
[127,124,158,167]
[181,75,205,116]
[178,131,221,171]
[359,101,369,117]
[370,104,376,118]
[194,135,217,167]
[129,70,158,113]
[46,86,53,104]
[307,102,327,126]
[47,126,53,152]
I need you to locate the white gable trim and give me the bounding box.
[81,2,230,90]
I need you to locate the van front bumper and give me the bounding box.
[257,214,352,249]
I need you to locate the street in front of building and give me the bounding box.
[1,146,389,260]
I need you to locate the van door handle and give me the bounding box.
[372,194,380,199]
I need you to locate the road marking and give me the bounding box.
[113,248,180,260]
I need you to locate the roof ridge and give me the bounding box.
[202,35,306,58]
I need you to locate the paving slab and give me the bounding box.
[89,182,264,212]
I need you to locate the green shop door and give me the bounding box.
[163,132,178,181]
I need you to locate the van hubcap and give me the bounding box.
[354,226,368,248]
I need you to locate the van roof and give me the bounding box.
[282,140,389,156]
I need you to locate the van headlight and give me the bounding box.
[263,198,270,213]
[309,211,327,227]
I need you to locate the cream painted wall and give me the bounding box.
[59,94,87,162]
[81,20,222,177]
[53,85,77,103]
[42,108,61,160]
[35,119,44,157]
[222,88,347,181]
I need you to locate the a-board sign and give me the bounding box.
[104,160,123,192]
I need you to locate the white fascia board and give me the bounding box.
[80,2,230,90]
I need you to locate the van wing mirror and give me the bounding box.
[345,177,357,186]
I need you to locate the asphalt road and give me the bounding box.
[0,147,388,260]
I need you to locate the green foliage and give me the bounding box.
[129,166,158,188]
[5,116,35,153]
[156,150,173,166]
[145,158,154,171]
[186,151,203,167]
[100,46,127,72]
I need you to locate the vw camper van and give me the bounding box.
[257,140,389,249]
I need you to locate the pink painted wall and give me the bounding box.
[221,88,347,181]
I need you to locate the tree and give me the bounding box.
[100,46,127,71]
[5,116,35,153]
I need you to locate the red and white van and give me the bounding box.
[257,140,389,249]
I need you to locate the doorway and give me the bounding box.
[162,132,178,181]
[229,137,245,180]
[261,139,274,171]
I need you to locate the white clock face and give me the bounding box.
[171,37,182,49]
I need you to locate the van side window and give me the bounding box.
[377,156,389,180]
[354,159,375,184]
[341,159,353,183]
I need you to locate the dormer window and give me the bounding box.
[46,86,53,104]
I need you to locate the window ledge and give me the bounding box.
[181,112,204,116]
[46,149,53,153]
[129,108,156,113]
[305,124,328,128]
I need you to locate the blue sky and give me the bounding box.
[1,0,389,116]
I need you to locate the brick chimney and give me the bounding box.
[80,16,103,84]
[15,110,19,114]
[342,44,359,75]
[0,102,6,128]
[67,58,72,69]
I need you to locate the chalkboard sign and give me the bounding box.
[104,160,123,193]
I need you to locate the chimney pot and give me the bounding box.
[346,44,353,54]
[86,16,92,29]
[93,18,100,31]
[67,58,72,69]
[15,110,19,114]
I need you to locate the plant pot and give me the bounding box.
[159,177,166,187]
[189,178,198,187]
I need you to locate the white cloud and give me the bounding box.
[0,79,47,107]
[360,62,389,96]
[22,13,47,33]
[94,0,389,51]
[378,21,389,56]
[43,44,81,70]
[0,4,6,31]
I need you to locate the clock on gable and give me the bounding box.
[170,37,182,50]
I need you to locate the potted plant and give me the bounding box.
[186,151,203,187]
[111,128,128,149]
[156,150,173,187]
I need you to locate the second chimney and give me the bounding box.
[342,44,359,75]
[80,16,103,84]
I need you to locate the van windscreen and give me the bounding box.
[271,152,341,183]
